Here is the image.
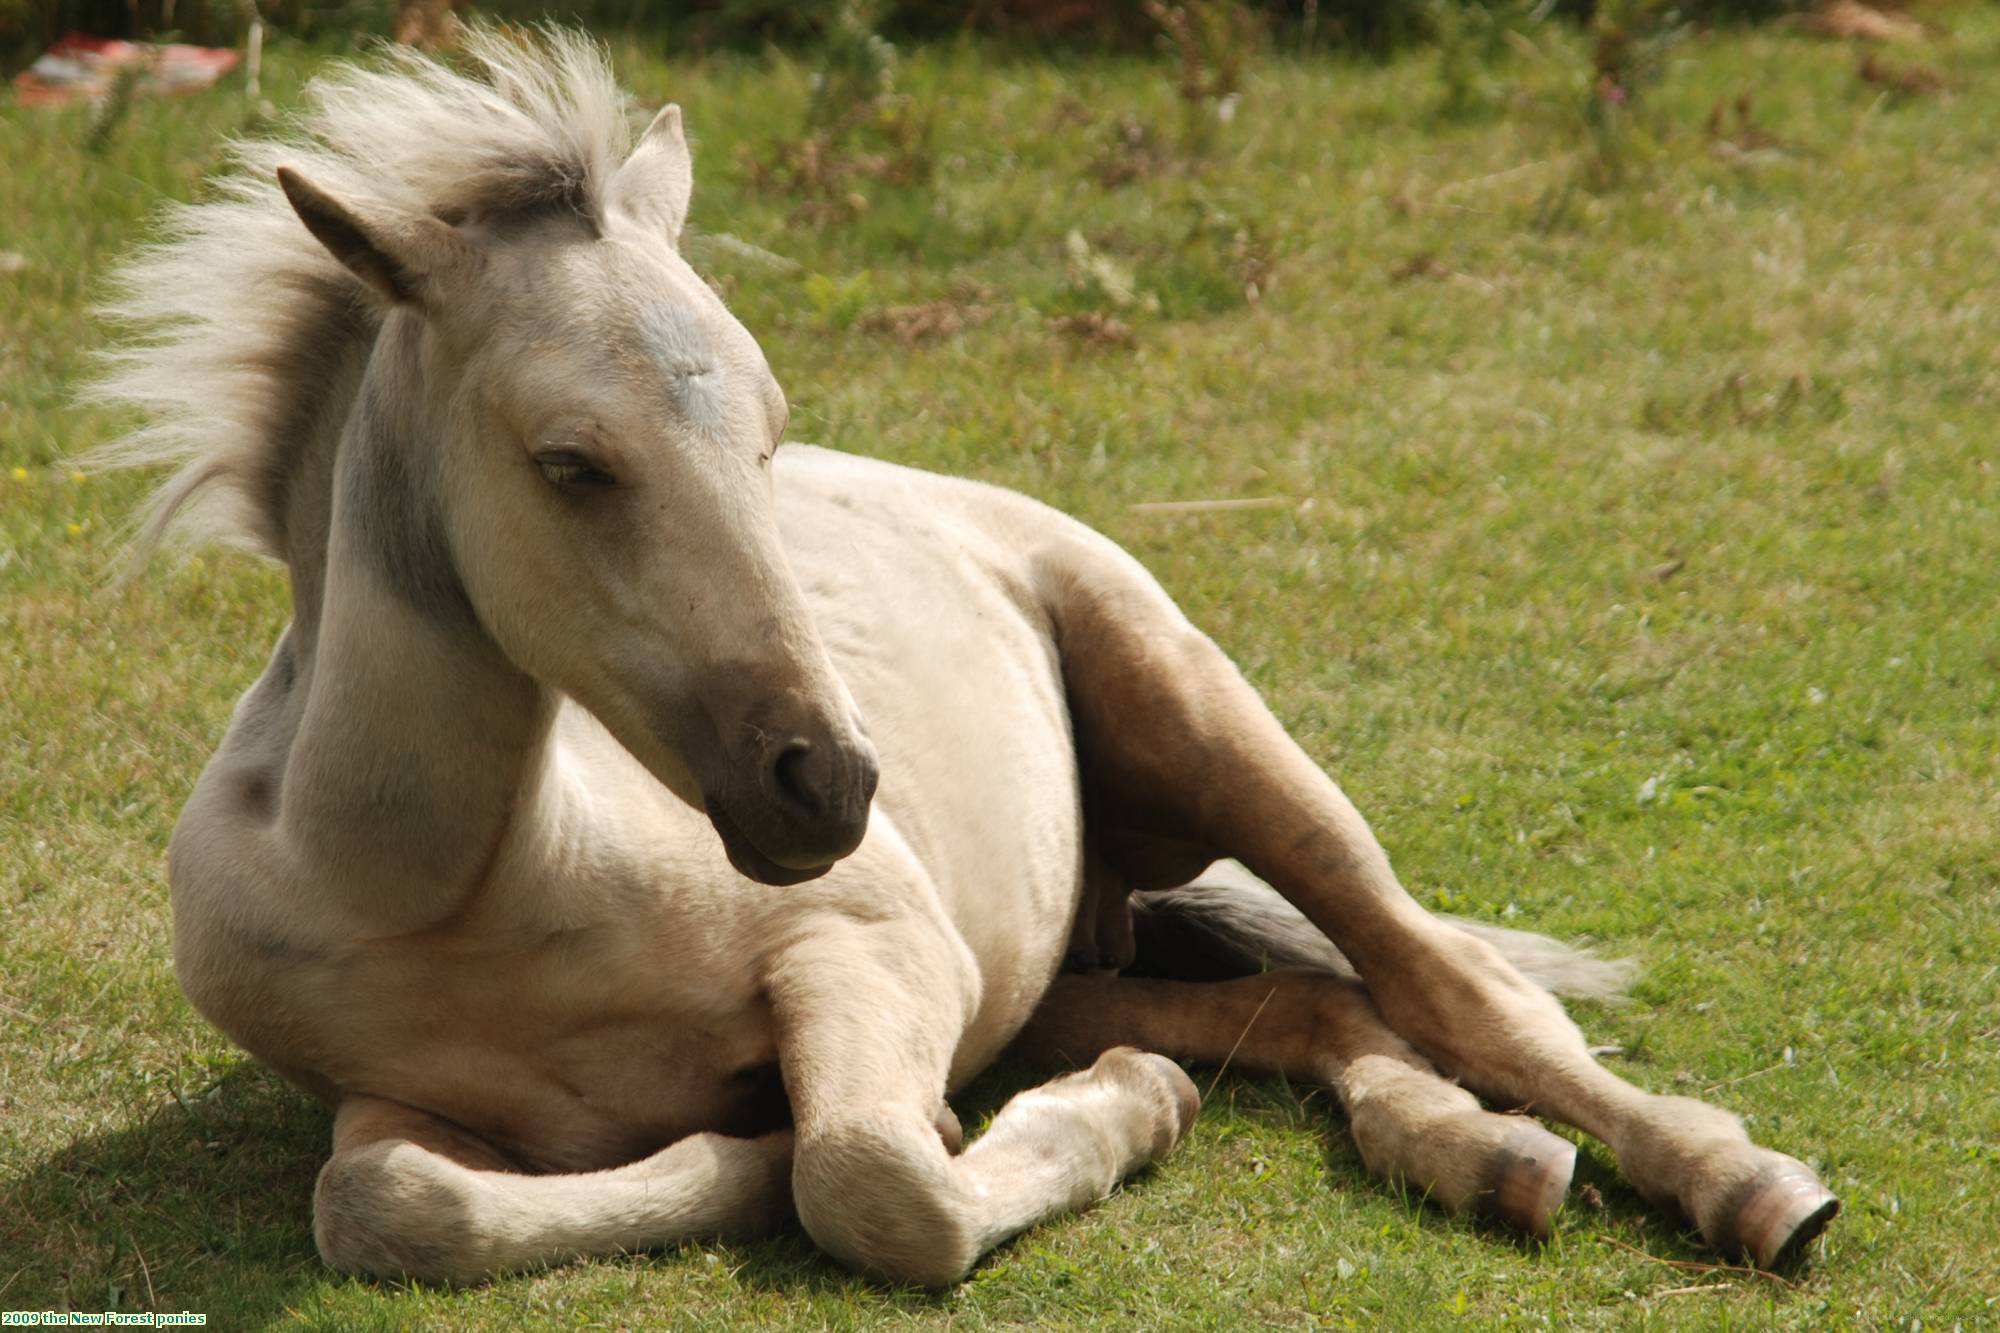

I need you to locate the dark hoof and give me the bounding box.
[1722,1161,1840,1269]
[1488,1121,1577,1239]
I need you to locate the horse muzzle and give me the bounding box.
[702,724,879,886]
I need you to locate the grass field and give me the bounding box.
[3,12,1997,1329]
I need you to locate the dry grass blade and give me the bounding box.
[1202,985,1279,1103]
[129,1233,158,1308]
[1595,1234,1801,1291]
[1131,496,1291,514]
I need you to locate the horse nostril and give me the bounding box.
[771,741,825,820]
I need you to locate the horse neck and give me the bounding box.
[277,319,554,927]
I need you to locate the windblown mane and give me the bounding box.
[89,28,636,562]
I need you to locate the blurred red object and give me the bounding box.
[12,32,240,107]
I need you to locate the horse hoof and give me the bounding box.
[934,1102,965,1155]
[1488,1121,1576,1239]
[1091,1047,1200,1158]
[1724,1160,1840,1269]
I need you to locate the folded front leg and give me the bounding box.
[767,914,1197,1288]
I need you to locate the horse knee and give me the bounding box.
[792,1111,979,1289]
[314,1140,488,1285]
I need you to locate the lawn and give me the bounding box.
[2,11,1996,1329]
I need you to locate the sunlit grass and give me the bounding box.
[3,15,1996,1328]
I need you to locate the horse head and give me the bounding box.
[275,107,877,885]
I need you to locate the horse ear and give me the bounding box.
[610,104,694,247]
[277,167,478,308]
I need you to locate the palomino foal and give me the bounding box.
[98,32,1838,1289]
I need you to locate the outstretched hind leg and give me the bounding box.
[1014,969,1578,1237]
[314,1096,793,1284]
[1033,530,1838,1268]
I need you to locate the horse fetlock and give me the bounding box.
[1340,1056,1573,1235]
[1612,1095,1751,1209]
[314,1140,491,1284]
[1610,1095,1837,1267]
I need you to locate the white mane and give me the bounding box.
[88,27,638,561]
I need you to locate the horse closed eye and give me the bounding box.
[535,452,616,489]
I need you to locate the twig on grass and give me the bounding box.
[1595,1233,1801,1291]
[130,1233,159,1309]
[1701,1060,1788,1094]
[1132,496,1292,514]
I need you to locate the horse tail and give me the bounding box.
[1129,860,1635,1003]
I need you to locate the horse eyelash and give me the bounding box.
[534,450,616,488]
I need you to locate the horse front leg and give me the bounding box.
[1034,533,1838,1268]
[766,910,1197,1288]
[313,1095,793,1284]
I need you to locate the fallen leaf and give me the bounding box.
[1785,0,1932,44]
[1860,51,1945,95]
[1050,311,1133,347]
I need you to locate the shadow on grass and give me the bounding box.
[0,1063,330,1319]
[0,1058,1049,1316]
[1,1057,1793,1318]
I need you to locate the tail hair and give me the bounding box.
[1130,860,1635,1002]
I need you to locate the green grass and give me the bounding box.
[4,15,1998,1329]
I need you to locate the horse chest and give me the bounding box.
[200,887,781,1170]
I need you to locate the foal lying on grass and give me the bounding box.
[94,29,1838,1288]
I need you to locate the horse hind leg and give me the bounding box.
[1036,532,1838,1268]
[1016,965,1580,1239]
[313,1096,793,1284]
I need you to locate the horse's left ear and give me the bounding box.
[610,104,693,247]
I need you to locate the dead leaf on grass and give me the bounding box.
[855,300,996,347]
[1860,51,1946,95]
[1049,311,1134,347]
[1783,0,1934,44]
[1392,253,1453,282]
